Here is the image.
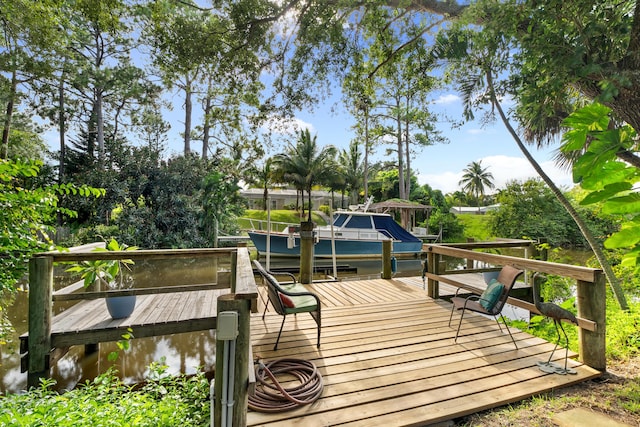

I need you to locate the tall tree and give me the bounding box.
[145,0,268,158]
[458,160,495,208]
[433,4,631,309]
[0,0,63,159]
[274,129,337,222]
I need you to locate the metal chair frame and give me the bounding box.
[448,265,524,349]
[253,260,321,350]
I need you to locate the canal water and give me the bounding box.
[0,255,424,394]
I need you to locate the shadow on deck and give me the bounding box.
[249,277,600,426]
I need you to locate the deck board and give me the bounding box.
[25,289,230,349]
[249,277,600,426]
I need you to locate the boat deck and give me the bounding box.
[249,276,600,426]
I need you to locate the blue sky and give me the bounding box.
[248,88,574,195]
[158,86,574,195]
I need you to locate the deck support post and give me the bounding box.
[230,250,238,293]
[426,250,438,298]
[577,272,606,371]
[214,294,251,427]
[299,221,314,284]
[27,256,53,388]
[381,240,392,279]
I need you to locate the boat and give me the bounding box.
[247,209,423,259]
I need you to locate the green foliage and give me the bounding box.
[113,154,244,249]
[201,170,245,246]
[606,298,640,360]
[108,328,134,362]
[272,129,337,222]
[65,238,138,289]
[0,367,210,426]
[0,159,103,293]
[561,103,640,269]
[490,178,618,248]
[458,160,495,206]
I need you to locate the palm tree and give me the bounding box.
[274,129,337,222]
[458,160,495,208]
[339,141,364,206]
[252,158,275,211]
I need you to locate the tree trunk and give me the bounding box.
[96,89,105,164]
[202,78,212,160]
[364,106,370,199]
[184,78,192,155]
[404,116,411,198]
[307,187,313,222]
[396,114,405,199]
[487,70,629,310]
[1,69,17,159]
[58,70,66,182]
[262,187,268,211]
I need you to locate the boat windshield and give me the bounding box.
[343,215,373,229]
[332,213,349,227]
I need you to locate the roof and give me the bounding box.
[369,199,433,212]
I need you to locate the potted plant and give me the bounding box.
[66,239,138,319]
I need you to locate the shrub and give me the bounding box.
[0,366,210,426]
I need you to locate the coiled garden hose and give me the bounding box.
[248,358,324,413]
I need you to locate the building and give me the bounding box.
[241,188,334,210]
[449,204,500,215]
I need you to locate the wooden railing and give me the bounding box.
[26,246,258,399]
[424,242,606,371]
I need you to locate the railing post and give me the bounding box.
[426,250,438,298]
[299,221,315,284]
[576,271,606,371]
[214,294,251,427]
[465,238,474,269]
[28,255,53,388]
[381,240,392,279]
[230,250,238,293]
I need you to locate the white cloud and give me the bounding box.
[433,94,460,105]
[467,128,485,135]
[418,155,574,194]
[262,115,315,136]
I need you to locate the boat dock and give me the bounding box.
[249,276,600,426]
[22,244,605,425]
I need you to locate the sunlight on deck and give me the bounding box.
[248,277,600,426]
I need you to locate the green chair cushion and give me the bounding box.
[479,279,504,310]
[280,283,318,313]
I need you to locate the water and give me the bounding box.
[0,255,424,394]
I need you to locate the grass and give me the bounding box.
[456,213,493,241]
[238,209,327,230]
[458,356,640,426]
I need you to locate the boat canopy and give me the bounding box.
[333,212,420,242]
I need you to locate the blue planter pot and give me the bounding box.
[106,295,136,319]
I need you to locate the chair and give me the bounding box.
[253,260,321,350]
[448,265,523,349]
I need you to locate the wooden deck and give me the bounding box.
[249,276,600,426]
[20,288,229,353]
